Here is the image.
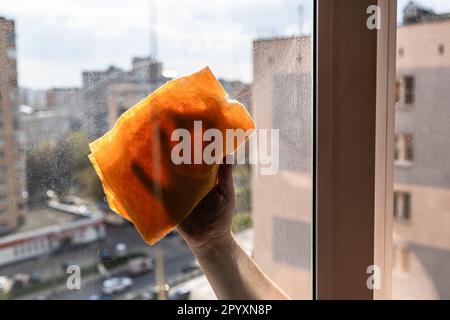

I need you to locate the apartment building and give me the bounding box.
[251,2,450,300]
[82,58,168,138]
[392,3,450,299]
[252,36,312,299]
[101,69,253,136]
[0,17,27,234]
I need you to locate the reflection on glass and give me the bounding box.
[393,1,450,300]
[252,34,312,299]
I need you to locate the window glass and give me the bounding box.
[393,0,450,300]
[0,0,313,300]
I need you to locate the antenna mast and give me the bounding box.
[298,4,304,35]
[150,0,158,61]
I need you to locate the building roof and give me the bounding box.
[0,205,104,248]
[403,1,450,25]
[14,206,81,233]
[253,35,309,44]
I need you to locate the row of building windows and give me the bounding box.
[393,245,411,274]
[395,133,414,164]
[13,239,51,258]
[394,191,411,223]
[398,44,445,57]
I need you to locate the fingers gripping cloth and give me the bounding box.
[88,67,255,245]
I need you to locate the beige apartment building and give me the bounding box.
[0,17,26,233]
[392,4,450,300]
[251,3,450,300]
[103,69,252,131]
[82,57,168,138]
[252,36,312,299]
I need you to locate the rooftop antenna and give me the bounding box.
[298,4,304,35]
[150,0,158,61]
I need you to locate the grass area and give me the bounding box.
[102,252,146,269]
[0,251,146,300]
[232,212,252,233]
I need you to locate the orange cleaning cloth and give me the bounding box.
[88,67,255,245]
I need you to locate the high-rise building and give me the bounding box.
[81,58,168,138]
[0,17,26,234]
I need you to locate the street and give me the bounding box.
[0,224,197,300]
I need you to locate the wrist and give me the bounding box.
[190,231,236,258]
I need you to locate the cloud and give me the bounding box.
[1,0,448,88]
[1,0,313,88]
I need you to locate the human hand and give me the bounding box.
[177,160,235,252]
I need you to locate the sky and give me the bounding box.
[0,0,449,89]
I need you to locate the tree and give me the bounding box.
[26,131,104,203]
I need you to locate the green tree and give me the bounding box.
[26,131,104,203]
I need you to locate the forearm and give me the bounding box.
[190,232,290,300]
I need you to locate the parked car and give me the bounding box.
[181,260,200,273]
[169,287,191,300]
[127,257,153,277]
[114,243,128,257]
[89,294,113,300]
[12,273,31,289]
[61,261,72,272]
[0,276,13,294]
[29,271,42,284]
[102,277,133,295]
[145,284,170,300]
[99,248,113,262]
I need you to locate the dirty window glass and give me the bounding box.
[0,0,313,300]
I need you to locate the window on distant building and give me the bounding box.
[7,33,15,47]
[394,191,411,222]
[393,245,411,274]
[396,75,415,107]
[399,47,404,57]
[395,80,401,105]
[404,76,415,105]
[439,44,445,55]
[395,133,413,165]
